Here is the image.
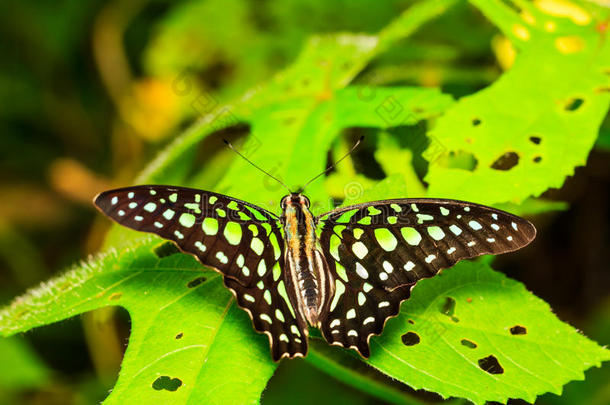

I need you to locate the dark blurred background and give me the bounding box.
[1,0,609,404]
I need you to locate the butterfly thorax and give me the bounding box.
[281,194,334,327]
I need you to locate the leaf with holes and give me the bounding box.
[425,0,610,205]
[0,239,276,404]
[366,260,610,404]
[142,0,457,212]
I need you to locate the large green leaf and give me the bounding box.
[368,260,610,404]
[425,0,610,205]
[140,0,457,212]
[0,239,275,404]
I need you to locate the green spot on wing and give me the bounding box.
[202,217,218,235]
[184,203,201,214]
[272,262,281,281]
[368,206,382,215]
[223,222,242,245]
[335,209,359,223]
[335,263,348,282]
[358,216,372,225]
[330,279,345,311]
[179,213,196,228]
[401,227,421,246]
[329,234,341,260]
[277,280,296,318]
[427,226,445,241]
[245,206,267,221]
[374,228,398,251]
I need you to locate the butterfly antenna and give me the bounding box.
[223,139,292,193]
[298,136,364,193]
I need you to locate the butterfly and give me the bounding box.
[94,184,536,361]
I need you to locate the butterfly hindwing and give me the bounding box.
[94,185,307,360]
[316,198,536,356]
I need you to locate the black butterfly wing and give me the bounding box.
[316,198,536,357]
[95,185,308,361]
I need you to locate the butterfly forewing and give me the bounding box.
[316,198,536,356]
[95,185,307,360]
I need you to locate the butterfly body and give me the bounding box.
[281,193,333,327]
[95,185,536,361]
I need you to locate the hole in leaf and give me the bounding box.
[461,339,477,349]
[407,319,415,324]
[153,242,181,258]
[440,297,459,322]
[510,325,527,335]
[187,277,207,288]
[533,156,542,163]
[152,376,182,391]
[446,150,478,171]
[491,151,519,171]
[565,98,584,111]
[109,292,122,301]
[478,355,504,375]
[597,86,610,93]
[472,118,482,126]
[175,332,184,340]
[529,136,542,145]
[401,332,420,346]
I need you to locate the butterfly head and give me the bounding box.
[280,193,310,210]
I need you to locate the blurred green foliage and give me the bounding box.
[1,0,610,404]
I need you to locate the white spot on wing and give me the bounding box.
[469,220,482,231]
[355,263,369,279]
[382,261,393,273]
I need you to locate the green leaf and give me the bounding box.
[494,197,569,216]
[425,0,610,205]
[140,0,457,212]
[0,239,275,404]
[366,260,610,404]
